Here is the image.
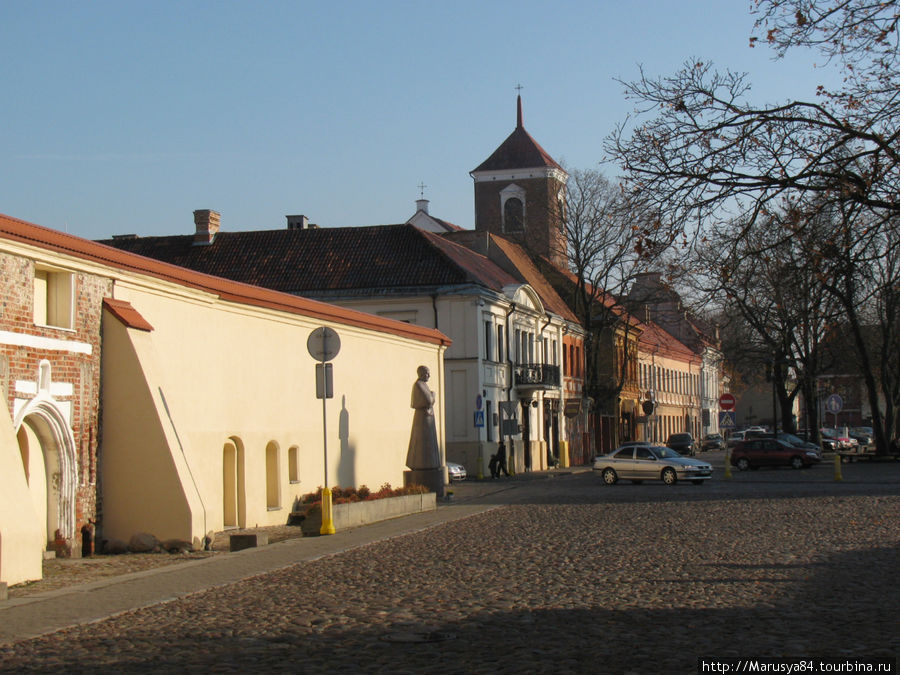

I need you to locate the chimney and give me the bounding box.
[286,214,309,230]
[193,209,220,245]
[645,305,652,324]
[416,198,429,215]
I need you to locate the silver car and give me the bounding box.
[593,444,713,485]
[446,462,467,482]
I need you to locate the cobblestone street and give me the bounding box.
[1,456,898,674]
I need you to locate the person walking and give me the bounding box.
[496,441,510,477]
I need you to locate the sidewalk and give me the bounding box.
[0,467,586,645]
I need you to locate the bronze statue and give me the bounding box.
[406,365,440,470]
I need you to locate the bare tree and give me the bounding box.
[539,168,661,439]
[607,0,900,452]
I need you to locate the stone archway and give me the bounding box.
[15,397,78,550]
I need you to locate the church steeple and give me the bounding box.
[470,94,568,268]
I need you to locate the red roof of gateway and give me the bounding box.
[0,212,451,347]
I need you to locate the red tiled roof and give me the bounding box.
[0,213,451,347]
[639,320,698,362]
[103,298,154,332]
[472,125,563,173]
[488,236,578,322]
[472,98,562,174]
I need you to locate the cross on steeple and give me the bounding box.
[417,181,428,198]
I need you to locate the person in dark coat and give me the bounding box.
[496,441,510,477]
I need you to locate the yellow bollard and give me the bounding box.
[320,486,336,535]
[724,448,732,479]
[834,452,844,482]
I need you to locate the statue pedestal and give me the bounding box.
[404,468,445,499]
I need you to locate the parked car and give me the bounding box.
[820,428,858,451]
[593,444,713,485]
[446,462,467,482]
[666,433,698,456]
[849,427,874,448]
[730,438,821,470]
[701,433,724,452]
[726,428,766,448]
[796,428,837,452]
[776,432,822,459]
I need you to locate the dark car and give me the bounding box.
[701,433,724,451]
[666,433,697,456]
[777,432,822,458]
[730,438,821,470]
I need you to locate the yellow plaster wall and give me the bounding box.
[0,404,43,586]
[101,280,446,543]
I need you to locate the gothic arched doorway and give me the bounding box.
[15,399,78,551]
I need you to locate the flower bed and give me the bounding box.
[295,484,436,536]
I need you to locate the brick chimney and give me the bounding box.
[193,209,220,245]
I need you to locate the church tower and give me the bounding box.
[470,95,569,269]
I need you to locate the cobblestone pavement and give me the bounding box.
[1,456,898,674]
[6,525,303,599]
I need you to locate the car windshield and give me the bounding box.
[706,434,722,440]
[779,433,803,444]
[653,446,682,459]
[670,434,691,442]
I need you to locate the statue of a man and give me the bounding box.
[406,365,441,470]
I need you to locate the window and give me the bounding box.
[33,266,74,329]
[288,446,299,483]
[265,442,280,509]
[497,325,504,362]
[503,197,524,231]
[484,320,492,361]
[486,400,493,442]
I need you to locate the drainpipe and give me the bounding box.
[505,302,516,474]
[431,294,439,330]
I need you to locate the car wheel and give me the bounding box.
[662,468,677,485]
[790,456,804,469]
[737,457,751,471]
[601,468,618,485]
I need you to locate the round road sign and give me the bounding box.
[307,327,341,362]
[719,393,736,411]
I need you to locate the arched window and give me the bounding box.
[265,442,280,509]
[504,197,524,231]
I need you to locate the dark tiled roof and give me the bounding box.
[101,224,517,296]
[473,125,562,173]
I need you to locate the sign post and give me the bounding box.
[307,326,341,535]
[825,393,843,428]
[719,393,737,479]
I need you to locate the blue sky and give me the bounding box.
[2,1,839,240]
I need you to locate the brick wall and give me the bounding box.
[0,251,110,555]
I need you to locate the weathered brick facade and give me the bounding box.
[0,251,109,556]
